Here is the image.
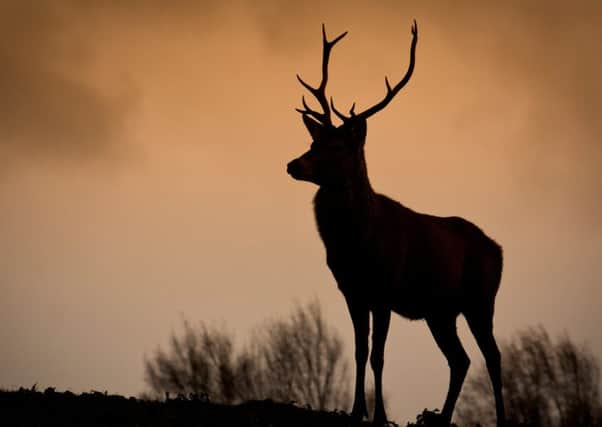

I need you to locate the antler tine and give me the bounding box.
[295,95,328,123]
[354,20,418,121]
[296,24,348,126]
[330,97,356,123]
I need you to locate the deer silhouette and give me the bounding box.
[286,21,505,427]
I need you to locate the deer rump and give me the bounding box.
[315,192,503,321]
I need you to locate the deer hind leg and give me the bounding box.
[465,309,506,427]
[345,295,370,421]
[370,307,391,426]
[427,316,470,425]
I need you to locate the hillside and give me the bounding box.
[1,387,373,427]
[2,387,533,426]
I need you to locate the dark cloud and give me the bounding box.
[0,0,250,164]
[0,1,135,162]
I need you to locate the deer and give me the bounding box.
[286,21,506,427]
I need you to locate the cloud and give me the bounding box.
[0,1,134,162]
[2,0,600,182]
[0,0,250,164]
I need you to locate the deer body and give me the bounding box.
[287,21,506,426]
[315,188,502,321]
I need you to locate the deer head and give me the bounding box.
[287,21,418,187]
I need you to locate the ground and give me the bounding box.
[0,387,529,427]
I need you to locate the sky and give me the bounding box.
[1,0,601,423]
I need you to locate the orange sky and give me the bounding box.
[1,1,601,423]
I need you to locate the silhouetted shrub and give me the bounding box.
[456,325,602,427]
[144,320,238,403]
[144,300,350,411]
[251,300,350,410]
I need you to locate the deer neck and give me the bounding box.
[313,162,376,242]
[316,175,374,210]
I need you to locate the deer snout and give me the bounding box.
[287,159,303,179]
[288,155,317,183]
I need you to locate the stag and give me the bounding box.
[286,21,506,427]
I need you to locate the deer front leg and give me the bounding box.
[371,307,391,426]
[345,294,370,422]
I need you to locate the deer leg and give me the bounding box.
[427,316,470,425]
[370,307,391,426]
[465,311,505,427]
[345,296,370,421]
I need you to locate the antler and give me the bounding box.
[296,24,347,126]
[332,20,418,123]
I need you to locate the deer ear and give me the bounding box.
[302,115,324,141]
